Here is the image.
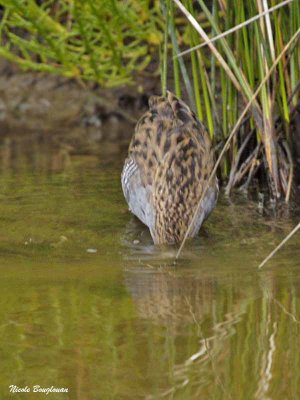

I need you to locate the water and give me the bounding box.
[0,134,299,400]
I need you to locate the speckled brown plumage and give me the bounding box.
[121,91,218,244]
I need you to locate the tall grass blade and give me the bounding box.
[172,0,243,97]
[176,26,300,259]
[174,0,264,130]
[170,0,181,97]
[168,7,195,108]
[161,0,170,97]
[176,0,292,58]
[258,222,300,269]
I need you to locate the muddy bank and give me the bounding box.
[0,59,161,153]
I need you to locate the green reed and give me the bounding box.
[167,0,300,199]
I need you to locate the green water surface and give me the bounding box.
[0,136,299,400]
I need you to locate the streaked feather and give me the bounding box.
[121,91,218,244]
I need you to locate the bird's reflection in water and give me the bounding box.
[123,258,251,399]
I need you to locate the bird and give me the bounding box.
[121,91,218,245]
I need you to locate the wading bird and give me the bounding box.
[121,91,218,244]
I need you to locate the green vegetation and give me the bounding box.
[0,0,299,199]
[163,0,300,200]
[0,0,162,86]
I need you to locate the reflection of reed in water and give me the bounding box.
[125,266,248,398]
[125,267,300,400]
[1,265,300,399]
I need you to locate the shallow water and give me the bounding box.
[0,135,300,400]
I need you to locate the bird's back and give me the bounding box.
[122,91,218,244]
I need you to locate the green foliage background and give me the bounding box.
[0,0,163,86]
